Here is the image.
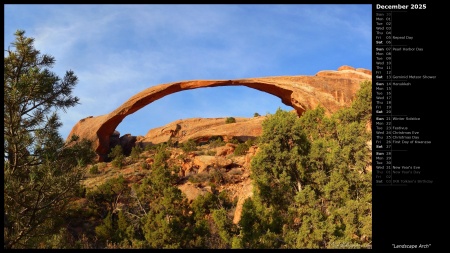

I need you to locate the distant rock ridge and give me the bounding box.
[67,65,371,161]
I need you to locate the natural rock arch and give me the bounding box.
[67,65,371,161]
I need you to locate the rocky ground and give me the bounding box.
[81,117,263,224]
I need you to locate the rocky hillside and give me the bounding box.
[79,65,372,225]
[78,66,371,223]
[139,115,267,145]
[82,117,262,224]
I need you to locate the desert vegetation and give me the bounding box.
[4,30,371,249]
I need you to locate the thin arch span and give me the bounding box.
[67,66,371,161]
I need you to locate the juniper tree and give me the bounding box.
[4,30,95,249]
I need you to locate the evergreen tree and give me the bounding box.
[212,208,234,248]
[285,81,372,248]
[95,212,116,243]
[250,109,310,212]
[237,109,310,248]
[130,145,142,162]
[4,30,95,249]
[241,81,372,249]
[135,148,201,248]
[108,145,125,168]
[86,175,129,221]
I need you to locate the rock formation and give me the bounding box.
[139,116,265,146]
[67,65,371,161]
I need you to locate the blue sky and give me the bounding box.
[4,4,372,139]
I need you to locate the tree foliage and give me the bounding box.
[251,109,310,210]
[181,139,197,153]
[130,145,142,161]
[240,81,372,249]
[4,30,95,249]
[225,117,236,124]
[133,148,203,248]
[108,145,125,168]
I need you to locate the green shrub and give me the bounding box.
[177,153,186,161]
[206,150,216,156]
[141,162,150,170]
[111,158,124,169]
[225,117,236,124]
[209,137,226,148]
[97,162,107,169]
[188,172,211,184]
[108,145,123,159]
[108,145,125,168]
[89,165,100,174]
[130,145,142,161]
[228,168,243,176]
[210,168,225,184]
[188,169,227,186]
[144,143,166,151]
[166,139,178,148]
[234,143,250,156]
[144,144,153,151]
[254,112,261,117]
[229,138,240,144]
[245,138,258,146]
[181,139,197,152]
[74,184,87,198]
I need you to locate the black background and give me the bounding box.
[372,1,439,250]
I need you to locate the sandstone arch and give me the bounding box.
[67,65,371,161]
